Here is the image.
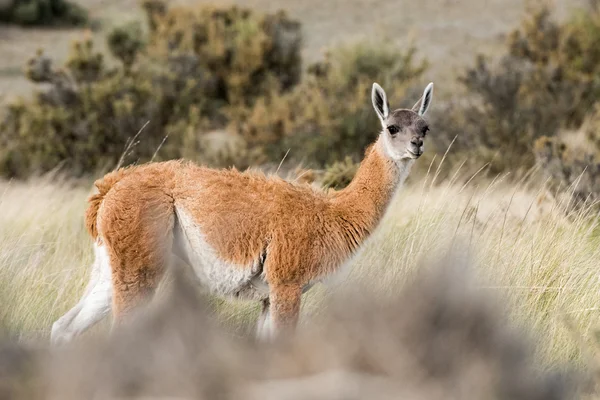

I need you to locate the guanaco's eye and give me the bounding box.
[387,125,400,135]
[421,126,429,136]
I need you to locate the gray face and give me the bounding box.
[382,109,430,160]
[371,82,434,162]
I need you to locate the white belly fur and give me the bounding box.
[174,205,268,300]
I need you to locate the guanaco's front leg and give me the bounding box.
[268,283,302,338]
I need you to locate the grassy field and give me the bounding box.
[2,161,600,375]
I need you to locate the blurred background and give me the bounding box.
[0,0,596,188]
[3,0,600,398]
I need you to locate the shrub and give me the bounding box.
[0,1,302,178]
[0,0,88,27]
[233,41,428,167]
[533,106,600,207]
[0,0,428,179]
[143,1,302,108]
[523,2,600,206]
[321,156,358,189]
[434,2,600,175]
[106,21,146,70]
[195,129,264,170]
[0,41,162,178]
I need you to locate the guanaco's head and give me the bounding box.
[371,82,434,161]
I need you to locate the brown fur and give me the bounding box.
[85,166,140,241]
[94,162,180,319]
[89,143,405,329]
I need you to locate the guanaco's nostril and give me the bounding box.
[411,137,423,147]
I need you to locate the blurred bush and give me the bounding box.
[435,2,600,175]
[143,1,302,109]
[0,0,427,179]
[0,40,161,177]
[0,1,302,178]
[106,21,145,70]
[0,0,87,27]
[321,156,359,189]
[533,106,600,207]
[233,41,427,167]
[0,253,580,399]
[526,1,600,205]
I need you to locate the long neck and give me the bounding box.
[329,136,414,249]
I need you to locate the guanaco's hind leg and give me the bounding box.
[99,184,175,324]
[256,298,272,340]
[50,243,113,345]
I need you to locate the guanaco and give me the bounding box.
[50,81,434,344]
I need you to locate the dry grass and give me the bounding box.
[345,170,600,369]
[0,244,583,399]
[0,175,92,339]
[1,161,600,376]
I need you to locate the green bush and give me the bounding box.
[523,2,600,206]
[0,0,87,27]
[143,1,302,108]
[321,156,359,189]
[233,41,427,167]
[0,1,302,178]
[434,2,600,175]
[106,21,146,70]
[0,0,428,179]
[533,106,600,207]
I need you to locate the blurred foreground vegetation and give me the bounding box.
[0,251,582,399]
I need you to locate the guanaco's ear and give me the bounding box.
[411,82,434,116]
[372,82,389,125]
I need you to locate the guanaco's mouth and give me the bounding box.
[407,149,422,159]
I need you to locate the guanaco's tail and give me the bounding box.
[85,167,135,240]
